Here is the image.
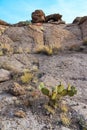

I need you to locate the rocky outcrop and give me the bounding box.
[31,10,45,23]
[45,13,62,22]
[78,16,87,25]
[31,10,65,24]
[0,16,87,130]
[0,15,87,55]
[72,16,87,42]
[72,17,82,24]
[2,23,83,55]
[0,19,11,26]
[78,16,87,40]
[45,13,65,24]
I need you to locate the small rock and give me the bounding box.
[8,82,26,96]
[83,106,86,109]
[61,126,71,130]
[32,65,38,72]
[0,69,11,82]
[22,99,30,107]
[14,110,26,118]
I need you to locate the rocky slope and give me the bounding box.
[0,17,87,130]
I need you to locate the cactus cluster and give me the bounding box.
[39,82,77,108]
[39,82,77,126]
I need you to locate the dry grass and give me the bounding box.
[35,45,53,55]
[0,42,13,55]
[83,39,87,46]
[21,70,33,84]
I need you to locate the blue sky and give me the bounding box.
[0,0,87,24]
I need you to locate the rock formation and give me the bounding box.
[79,16,87,41]
[72,17,82,24]
[31,10,45,23]
[0,15,87,130]
[31,10,65,24]
[45,13,62,22]
[78,16,87,25]
[2,21,84,54]
[0,19,11,26]
[72,16,87,41]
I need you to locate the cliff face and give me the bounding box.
[0,19,87,55]
[0,18,87,130]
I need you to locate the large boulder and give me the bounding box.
[45,13,62,22]
[72,17,82,24]
[4,23,82,54]
[31,10,45,23]
[78,16,87,25]
[79,16,87,40]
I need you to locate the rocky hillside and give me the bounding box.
[0,16,87,130]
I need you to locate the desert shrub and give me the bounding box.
[25,20,31,24]
[21,70,33,84]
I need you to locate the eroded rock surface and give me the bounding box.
[0,17,87,130]
[79,16,87,40]
[0,69,11,82]
[1,22,85,55]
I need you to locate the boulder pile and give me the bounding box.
[31,9,65,24]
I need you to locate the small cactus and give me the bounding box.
[39,82,77,113]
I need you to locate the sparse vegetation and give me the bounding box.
[0,42,13,55]
[20,20,31,25]
[0,50,3,56]
[14,46,23,54]
[39,82,77,126]
[60,112,71,126]
[83,39,87,46]
[39,82,77,109]
[36,45,53,55]
[21,70,33,84]
[24,48,30,54]
[0,16,87,130]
